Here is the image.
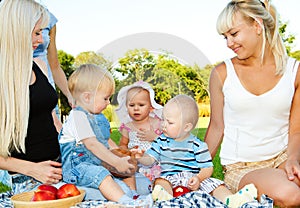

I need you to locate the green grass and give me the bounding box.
[0,182,10,193]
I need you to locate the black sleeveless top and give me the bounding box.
[11,62,60,162]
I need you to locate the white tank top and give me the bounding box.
[221,58,299,165]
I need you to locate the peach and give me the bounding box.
[57,183,80,199]
[36,184,58,196]
[31,190,56,201]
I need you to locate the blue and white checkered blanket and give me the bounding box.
[153,190,273,208]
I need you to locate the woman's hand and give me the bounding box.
[285,157,300,182]
[187,176,201,191]
[30,161,62,185]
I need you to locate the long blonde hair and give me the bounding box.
[0,0,49,157]
[217,0,287,75]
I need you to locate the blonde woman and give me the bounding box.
[205,0,300,207]
[0,0,62,206]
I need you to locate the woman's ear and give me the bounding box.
[254,17,263,35]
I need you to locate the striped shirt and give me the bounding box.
[146,134,213,176]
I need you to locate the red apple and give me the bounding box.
[57,183,80,199]
[36,184,58,196]
[31,190,56,201]
[173,185,190,198]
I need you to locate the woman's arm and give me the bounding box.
[0,156,62,185]
[47,25,73,105]
[52,109,62,132]
[286,63,300,180]
[204,63,226,158]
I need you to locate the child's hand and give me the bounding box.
[115,156,135,173]
[137,127,157,142]
[130,148,145,159]
[187,176,201,191]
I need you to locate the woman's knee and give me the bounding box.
[274,186,300,207]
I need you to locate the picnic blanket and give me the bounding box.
[153,190,273,208]
[0,189,273,208]
[68,190,273,208]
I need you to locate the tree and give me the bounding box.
[74,51,112,70]
[114,49,207,105]
[116,49,156,81]
[58,50,75,77]
[279,20,296,55]
[290,50,300,61]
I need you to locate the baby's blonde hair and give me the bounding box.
[169,94,199,129]
[68,64,115,104]
[217,0,287,75]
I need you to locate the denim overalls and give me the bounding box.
[59,107,151,199]
[59,107,114,189]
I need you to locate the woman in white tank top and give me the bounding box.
[205,0,300,207]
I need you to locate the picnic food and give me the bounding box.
[31,190,56,201]
[172,185,190,197]
[57,183,81,199]
[102,148,138,178]
[36,184,58,196]
[31,184,58,201]
[31,183,81,201]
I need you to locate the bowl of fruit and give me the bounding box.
[11,183,85,208]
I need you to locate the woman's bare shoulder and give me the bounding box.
[210,60,228,84]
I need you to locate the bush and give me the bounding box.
[102,105,119,123]
[198,103,210,117]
